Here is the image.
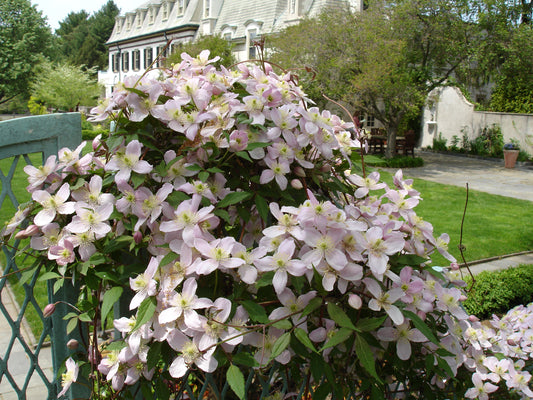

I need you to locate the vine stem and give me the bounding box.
[459,183,475,291]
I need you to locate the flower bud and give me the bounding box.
[15,224,39,239]
[450,262,459,270]
[133,231,143,244]
[459,295,467,302]
[468,315,479,322]
[320,164,332,173]
[290,179,303,190]
[43,303,56,318]
[507,338,517,346]
[67,339,79,350]
[293,166,306,178]
[92,134,102,151]
[348,294,362,310]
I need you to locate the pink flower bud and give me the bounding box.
[290,179,303,190]
[293,166,306,177]
[67,339,79,350]
[469,315,480,322]
[321,164,332,173]
[348,294,362,309]
[43,303,56,318]
[450,262,459,270]
[15,224,39,239]
[92,134,102,151]
[459,295,467,302]
[507,338,517,346]
[133,231,143,244]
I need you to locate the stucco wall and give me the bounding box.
[421,86,533,155]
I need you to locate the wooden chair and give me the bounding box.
[397,130,416,157]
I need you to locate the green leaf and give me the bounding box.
[355,334,382,383]
[403,310,439,346]
[132,297,156,331]
[227,364,245,399]
[301,297,323,317]
[185,164,203,171]
[246,142,271,151]
[39,271,61,281]
[66,317,78,334]
[101,286,123,330]
[241,300,268,323]
[160,252,179,267]
[313,383,332,400]
[236,151,252,162]
[198,171,209,182]
[327,302,357,330]
[105,340,126,351]
[356,316,387,332]
[255,271,274,288]
[270,332,291,360]
[395,254,429,266]
[217,191,253,208]
[103,236,132,253]
[272,319,292,330]
[294,327,318,353]
[207,167,224,173]
[19,267,38,285]
[130,172,146,189]
[321,327,353,351]
[79,312,92,322]
[232,352,259,368]
[147,341,162,370]
[254,195,269,222]
[214,209,231,224]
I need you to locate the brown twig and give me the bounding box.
[459,183,475,291]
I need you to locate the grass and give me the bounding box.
[1,153,48,339]
[378,169,533,267]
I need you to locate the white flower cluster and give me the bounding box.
[4,50,531,398]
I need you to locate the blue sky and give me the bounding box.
[31,0,143,32]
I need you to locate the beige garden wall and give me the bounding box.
[421,86,533,155]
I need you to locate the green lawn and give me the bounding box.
[378,170,533,267]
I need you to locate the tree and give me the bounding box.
[30,62,102,111]
[55,1,119,70]
[268,0,480,157]
[0,0,54,104]
[166,34,237,68]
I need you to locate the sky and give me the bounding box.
[31,0,144,32]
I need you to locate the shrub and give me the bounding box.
[463,264,533,319]
[433,132,447,151]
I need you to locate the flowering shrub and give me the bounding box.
[3,51,533,399]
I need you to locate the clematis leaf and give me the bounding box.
[101,286,123,330]
[270,332,291,360]
[355,333,382,383]
[227,364,245,399]
[132,297,156,331]
[327,302,357,331]
[241,300,269,323]
[295,327,318,353]
[217,191,253,208]
[321,327,353,351]
[403,310,439,346]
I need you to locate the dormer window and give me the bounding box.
[204,0,210,18]
[149,8,154,24]
[162,2,169,20]
[126,16,131,30]
[177,0,184,15]
[136,13,142,28]
[289,0,299,16]
[247,29,258,59]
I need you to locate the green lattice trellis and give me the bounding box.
[0,113,86,400]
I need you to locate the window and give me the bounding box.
[126,16,132,30]
[149,8,154,24]
[247,29,258,59]
[162,2,169,20]
[122,51,129,72]
[144,48,153,68]
[156,46,168,67]
[223,32,232,41]
[133,50,141,71]
[289,0,297,14]
[112,53,120,72]
[365,115,375,128]
[136,13,142,28]
[204,0,210,17]
[177,0,185,15]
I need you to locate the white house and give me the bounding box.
[98,0,363,97]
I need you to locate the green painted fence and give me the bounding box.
[0,113,89,399]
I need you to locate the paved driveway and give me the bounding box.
[393,151,533,202]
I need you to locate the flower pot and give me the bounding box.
[504,150,519,168]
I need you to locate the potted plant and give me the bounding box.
[503,141,520,168]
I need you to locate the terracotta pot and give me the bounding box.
[504,150,519,168]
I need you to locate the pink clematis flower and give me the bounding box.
[24,155,59,192]
[167,331,217,378]
[105,140,153,182]
[57,357,79,398]
[356,226,405,277]
[32,183,75,226]
[194,237,245,275]
[260,156,290,190]
[465,372,498,400]
[130,256,160,310]
[377,322,427,360]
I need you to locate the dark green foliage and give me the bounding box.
[463,264,533,319]
[165,35,236,69]
[0,0,54,104]
[432,133,447,151]
[55,1,119,70]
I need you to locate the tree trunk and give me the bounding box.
[385,126,398,159]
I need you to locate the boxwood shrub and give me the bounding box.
[463,264,533,319]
